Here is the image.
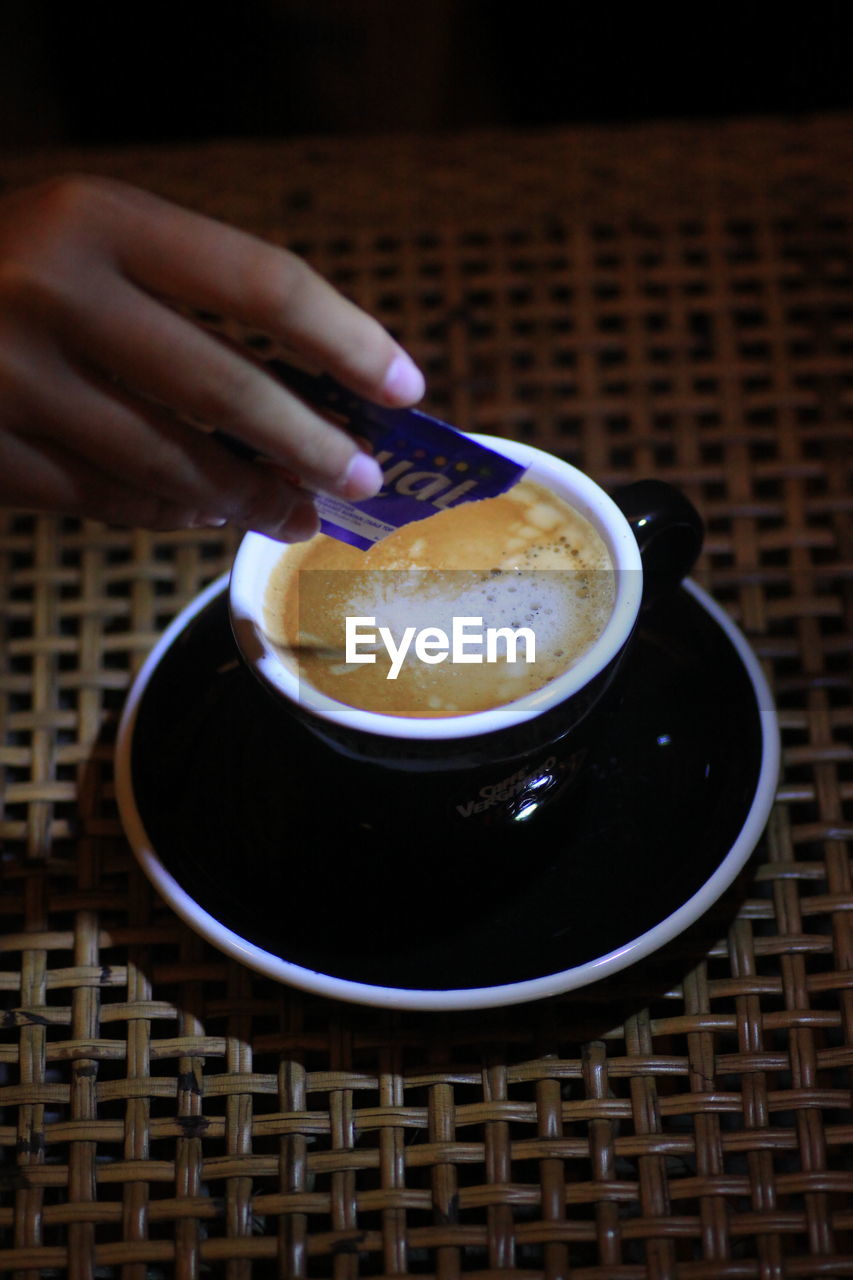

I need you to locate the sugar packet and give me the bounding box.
[266,359,527,551]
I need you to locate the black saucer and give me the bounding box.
[116,576,779,1008]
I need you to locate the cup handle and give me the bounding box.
[612,480,704,606]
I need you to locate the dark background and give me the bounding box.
[1,1,852,149]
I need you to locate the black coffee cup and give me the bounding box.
[229,437,703,833]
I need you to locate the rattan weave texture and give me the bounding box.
[1,117,852,1277]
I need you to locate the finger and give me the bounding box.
[0,424,191,528]
[96,179,425,405]
[0,323,328,531]
[0,425,320,542]
[52,273,385,500]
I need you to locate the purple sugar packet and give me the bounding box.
[267,359,527,551]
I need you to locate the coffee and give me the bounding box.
[263,480,615,717]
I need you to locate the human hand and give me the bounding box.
[0,175,425,539]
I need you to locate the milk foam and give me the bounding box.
[341,570,603,670]
[263,480,616,716]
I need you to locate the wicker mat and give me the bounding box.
[1,117,852,1277]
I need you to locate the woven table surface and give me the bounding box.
[1,116,852,1278]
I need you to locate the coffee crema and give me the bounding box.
[263,479,615,717]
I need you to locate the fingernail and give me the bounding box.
[340,450,383,500]
[189,514,228,529]
[380,352,425,406]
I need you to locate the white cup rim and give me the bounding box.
[229,435,643,740]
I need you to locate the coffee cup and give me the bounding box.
[229,437,702,832]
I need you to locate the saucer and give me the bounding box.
[115,575,779,1010]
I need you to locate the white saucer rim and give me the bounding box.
[114,573,781,1011]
